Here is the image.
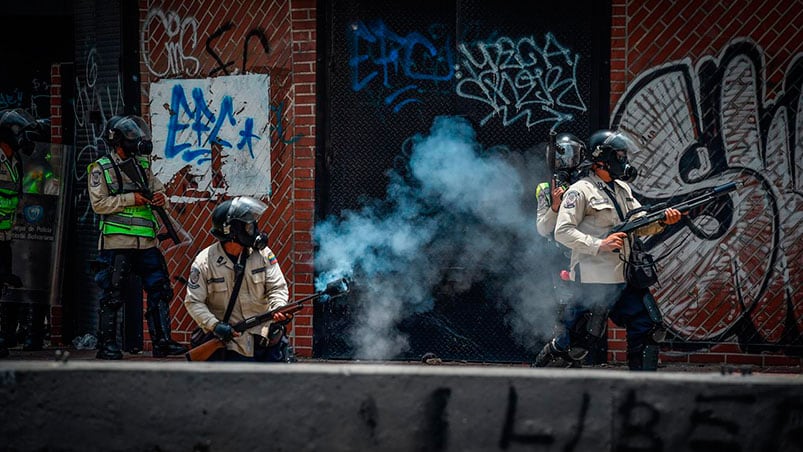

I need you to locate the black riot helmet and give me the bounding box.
[587,129,639,182]
[210,196,269,250]
[108,115,154,157]
[0,108,41,155]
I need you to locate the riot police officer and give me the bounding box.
[532,133,591,367]
[551,129,682,370]
[184,197,291,362]
[0,108,41,356]
[87,115,187,359]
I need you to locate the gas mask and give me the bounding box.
[604,149,638,182]
[233,220,268,250]
[121,138,153,157]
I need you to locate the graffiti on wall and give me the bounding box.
[141,7,201,78]
[73,47,124,225]
[149,73,272,199]
[456,33,586,129]
[612,39,802,347]
[206,22,271,77]
[349,19,454,113]
[348,19,586,130]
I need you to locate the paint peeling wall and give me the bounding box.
[137,0,316,355]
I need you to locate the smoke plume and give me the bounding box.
[315,116,559,359]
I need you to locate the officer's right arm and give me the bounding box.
[554,189,603,255]
[535,182,558,238]
[87,162,137,214]
[183,261,218,332]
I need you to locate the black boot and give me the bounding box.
[96,306,123,360]
[148,301,187,358]
[532,339,583,368]
[0,302,19,348]
[22,304,46,351]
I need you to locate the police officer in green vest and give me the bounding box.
[0,108,40,358]
[87,115,187,359]
[532,132,591,367]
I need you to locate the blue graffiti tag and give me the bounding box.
[349,20,454,113]
[165,84,258,164]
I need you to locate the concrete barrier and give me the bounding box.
[1,361,801,451]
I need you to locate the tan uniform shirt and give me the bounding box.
[87,152,168,250]
[184,242,289,357]
[0,152,21,242]
[554,173,664,284]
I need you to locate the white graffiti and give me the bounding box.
[141,8,200,78]
[613,39,802,344]
[456,33,587,129]
[73,47,123,224]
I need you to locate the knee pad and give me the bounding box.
[110,254,131,290]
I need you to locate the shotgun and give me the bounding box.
[609,181,739,235]
[117,157,182,245]
[186,278,351,361]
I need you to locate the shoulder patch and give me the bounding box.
[188,266,201,289]
[90,167,102,187]
[267,251,278,265]
[562,191,580,209]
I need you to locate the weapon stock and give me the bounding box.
[609,181,739,235]
[185,278,351,362]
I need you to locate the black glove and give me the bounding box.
[213,322,234,341]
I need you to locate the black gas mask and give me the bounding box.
[121,138,153,157]
[605,149,638,182]
[0,109,41,156]
[111,116,153,158]
[231,220,268,250]
[211,196,271,250]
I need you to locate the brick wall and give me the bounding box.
[138,0,316,356]
[608,0,802,367]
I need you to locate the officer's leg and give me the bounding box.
[610,285,661,371]
[21,303,47,351]
[140,248,186,357]
[95,251,128,360]
[253,324,290,363]
[573,283,625,366]
[0,239,19,349]
[533,302,589,368]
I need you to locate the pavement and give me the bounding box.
[3,343,801,376]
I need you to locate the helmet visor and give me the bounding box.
[115,116,152,141]
[227,197,268,224]
[604,130,641,157]
[554,140,584,169]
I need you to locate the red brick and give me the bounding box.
[725,354,764,365]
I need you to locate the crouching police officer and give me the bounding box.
[183,197,291,362]
[88,115,187,359]
[0,109,43,356]
[552,129,682,370]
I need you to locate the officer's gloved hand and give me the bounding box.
[213,322,234,341]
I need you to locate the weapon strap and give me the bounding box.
[222,250,248,323]
[601,185,626,222]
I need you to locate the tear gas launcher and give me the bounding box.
[185,278,351,362]
[609,181,739,235]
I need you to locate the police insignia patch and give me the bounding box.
[189,267,200,285]
[90,168,101,187]
[563,191,579,209]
